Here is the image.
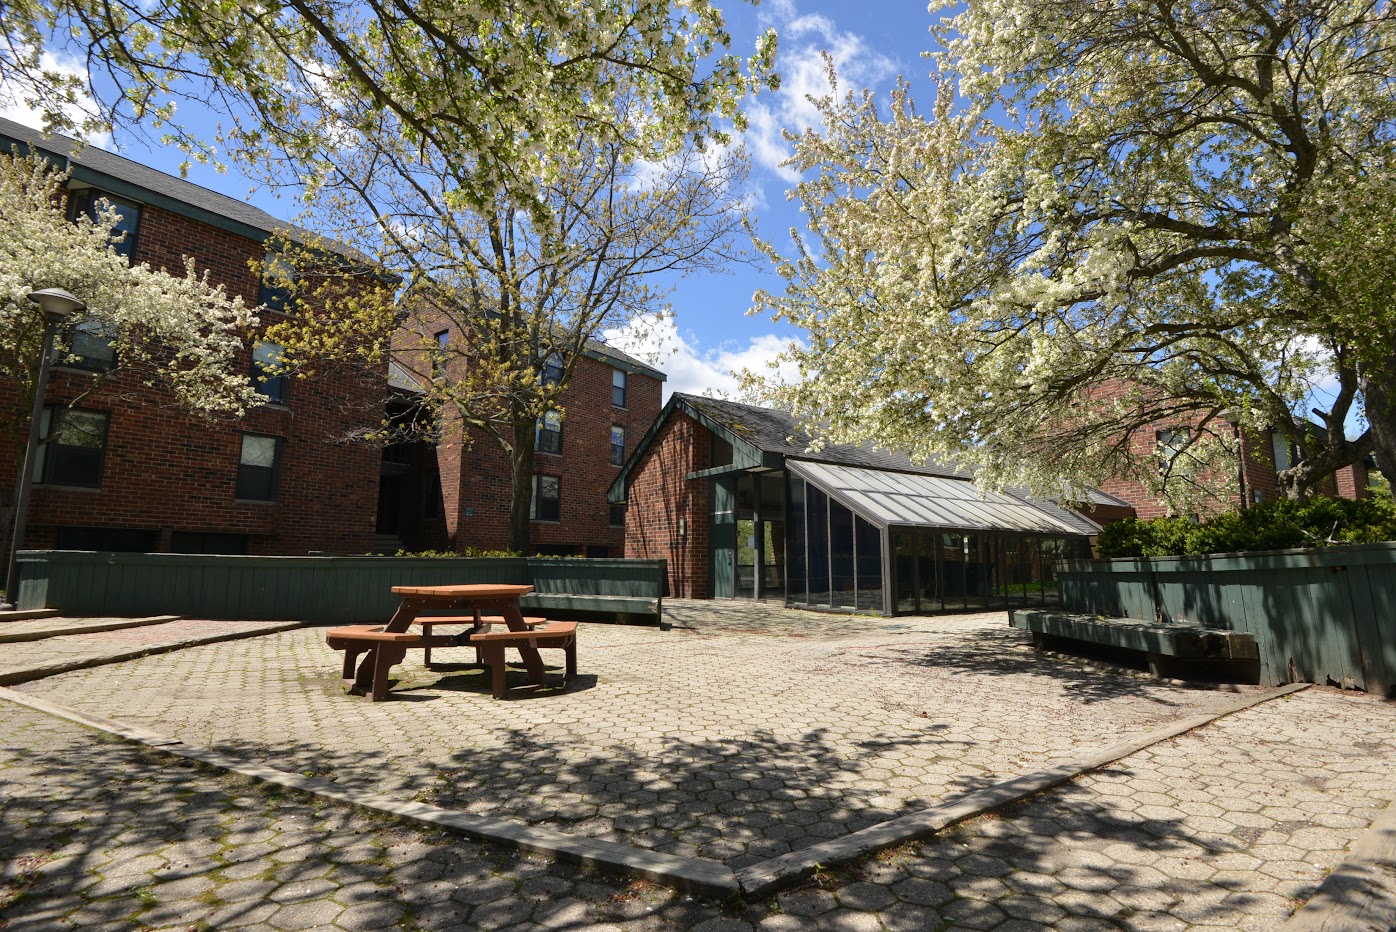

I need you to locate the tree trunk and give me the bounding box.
[1361,359,1396,492]
[506,416,536,555]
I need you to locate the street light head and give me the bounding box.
[26,287,86,321]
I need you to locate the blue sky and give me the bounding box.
[0,0,939,400]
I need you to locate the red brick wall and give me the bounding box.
[1,198,382,556]
[392,306,665,555]
[623,411,712,598]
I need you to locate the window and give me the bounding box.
[250,341,288,403]
[537,410,563,455]
[423,471,441,519]
[236,433,283,501]
[610,425,626,466]
[586,545,609,558]
[35,407,109,488]
[609,502,625,527]
[1271,431,1295,472]
[432,330,449,379]
[611,368,627,407]
[55,319,115,372]
[54,526,157,552]
[68,188,142,260]
[543,353,564,386]
[170,531,248,554]
[258,250,295,313]
[530,474,561,522]
[1156,429,1189,472]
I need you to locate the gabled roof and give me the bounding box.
[0,117,353,258]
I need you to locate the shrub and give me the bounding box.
[388,547,519,558]
[1095,496,1396,557]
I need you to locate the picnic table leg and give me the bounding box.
[477,642,508,699]
[370,644,409,701]
[564,639,577,683]
[499,601,548,686]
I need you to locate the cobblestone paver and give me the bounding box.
[16,606,1263,864]
[3,675,1393,930]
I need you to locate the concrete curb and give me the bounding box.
[0,608,60,623]
[734,682,1312,896]
[0,615,180,643]
[0,620,304,685]
[1279,794,1396,932]
[0,670,1310,901]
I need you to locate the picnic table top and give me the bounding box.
[389,583,535,600]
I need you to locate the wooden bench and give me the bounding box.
[470,621,579,699]
[1010,610,1259,680]
[520,593,660,623]
[325,624,430,701]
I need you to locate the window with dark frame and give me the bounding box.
[610,425,625,466]
[423,471,441,519]
[169,531,249,554]
[55,319,116,372]
[530,474,561,522]
[258,250,296,312]
[432,330,449,379]
[608,502,625,527]
[611,368,627,407]
[250,341,288,403]
[54,526,157,552]
[537,410,563,455]
[68,188,142,260]
[543,353,564,386]
[236,433,283,501]
[35,407,109,488]
[1156,428,1189,473]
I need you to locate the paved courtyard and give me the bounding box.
[1,602,1393,930]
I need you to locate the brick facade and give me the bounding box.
[1,184,382,557]
[385,309,665,556]
[622,411,712,598]
[1091,379,1366,519]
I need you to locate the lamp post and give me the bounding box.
[1,288,86,612]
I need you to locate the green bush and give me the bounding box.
[1095,496,1396,557]
[387,547,519,558]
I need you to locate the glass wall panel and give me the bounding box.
[759,473,786,599]
[892,530,917,613]
[917,529,939,611]
[736,518,756,599]
[940,532,966,611]
[855,516,883,612]
[1002,534,1027,604]
[964,533,992,607]
[830,499,856,609]
[787,477,807,604]
[807,485,830,606]
[1023,536,1043,605]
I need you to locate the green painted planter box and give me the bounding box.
[1058,543,1396,696]
[15,551,666,624]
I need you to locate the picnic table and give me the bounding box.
[325,583,577,700]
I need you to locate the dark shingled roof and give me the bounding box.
[0,117,353,256]
[674,393,970,479]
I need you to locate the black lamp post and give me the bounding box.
[1222,409,1248,513]
[1,288,86,612]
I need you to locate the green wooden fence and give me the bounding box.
[14,551,666,623]
[1058,543,1396,695]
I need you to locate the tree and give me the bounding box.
[3,0,775,213]
[0,153,261,556]
[751,0,1396,511]
[265,105,751,552]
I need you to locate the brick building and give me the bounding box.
[379,334,665,557]
[611,394,1098,613]
[0,117,383,557]
[1091,390,1376,520]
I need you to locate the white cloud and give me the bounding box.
[746,5,897,180]
[0,45,112,148]
[603,314,804,401]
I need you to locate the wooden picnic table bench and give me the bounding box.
[324,583,580,701]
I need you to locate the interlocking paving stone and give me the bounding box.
[2,602,1394,930]
[17,605,1270,865]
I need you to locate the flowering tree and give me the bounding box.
[752,0,1396,510]
[3,0,775,214]
[265,102,751,552]
[0,154,261,550]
